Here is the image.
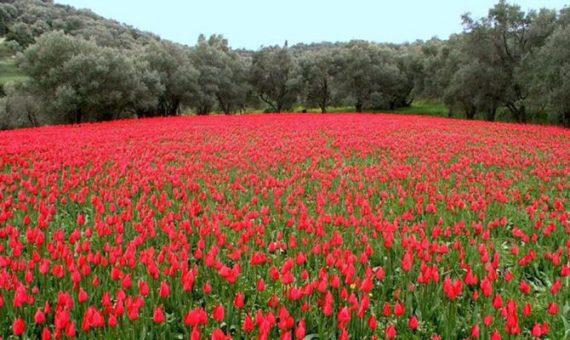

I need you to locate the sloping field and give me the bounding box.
[0,114,568,339]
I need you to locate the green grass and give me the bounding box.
[0,38,27,88]
[290,100,450,116]
[389,100,449,116]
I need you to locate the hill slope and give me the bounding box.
[0,0,161,50]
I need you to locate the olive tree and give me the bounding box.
[395,48,425,108]
[18,31,157,123]
[461,1,558,123]
[333,42,379,112]
[529,25,570,126]
[444,61,503,120]
[191,34,249,115]
[249,42,301,113]
[418,38,459,107]
[334,42,407,112]
[1,81,42,129]
[142,41,199,116]
[298,49,336,113]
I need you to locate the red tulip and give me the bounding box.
[385,324,397,339]
[394,302,406,317]
[13,318,26,336]
[213,305,225,322]
[159,281,171,298]
[408,316,419,330]
[41,327,51,340]
[470,325,480,338]
[78,287,89,303]
[547,302,559,315]
[234,292,245,309]
[153,307,166,324]
[368,316,377,330]
[295,319,306,339]
[35,309,47,324]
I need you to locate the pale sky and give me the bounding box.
[54,0,569,49]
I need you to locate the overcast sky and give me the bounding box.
[54,0,569,49]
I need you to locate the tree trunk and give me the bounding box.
[465,105,475,120]
[168,99,180,116]
[486,107,496,122]
[519,105,527,123]
[75,107,83,124]
[320,80,329,113]
[196,103,211,115]
[506,103,527,123]
[259,94,278,113]
[160,100,177,116]
[355,99,363,113]
[26,111,39,127]
[216,95,232,115]
[320,98,328,113]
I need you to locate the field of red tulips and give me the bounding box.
[0,114,568,339]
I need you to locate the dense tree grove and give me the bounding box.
[0,0,569,129]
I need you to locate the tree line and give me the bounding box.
[0,0,569,129]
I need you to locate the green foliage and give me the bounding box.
[0,3,17,36]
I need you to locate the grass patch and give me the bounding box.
[0,38,27,88]
[390,100,449,116]
[292,100,450,116]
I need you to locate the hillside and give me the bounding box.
[0,0,161,49]
[1,0,160,91]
